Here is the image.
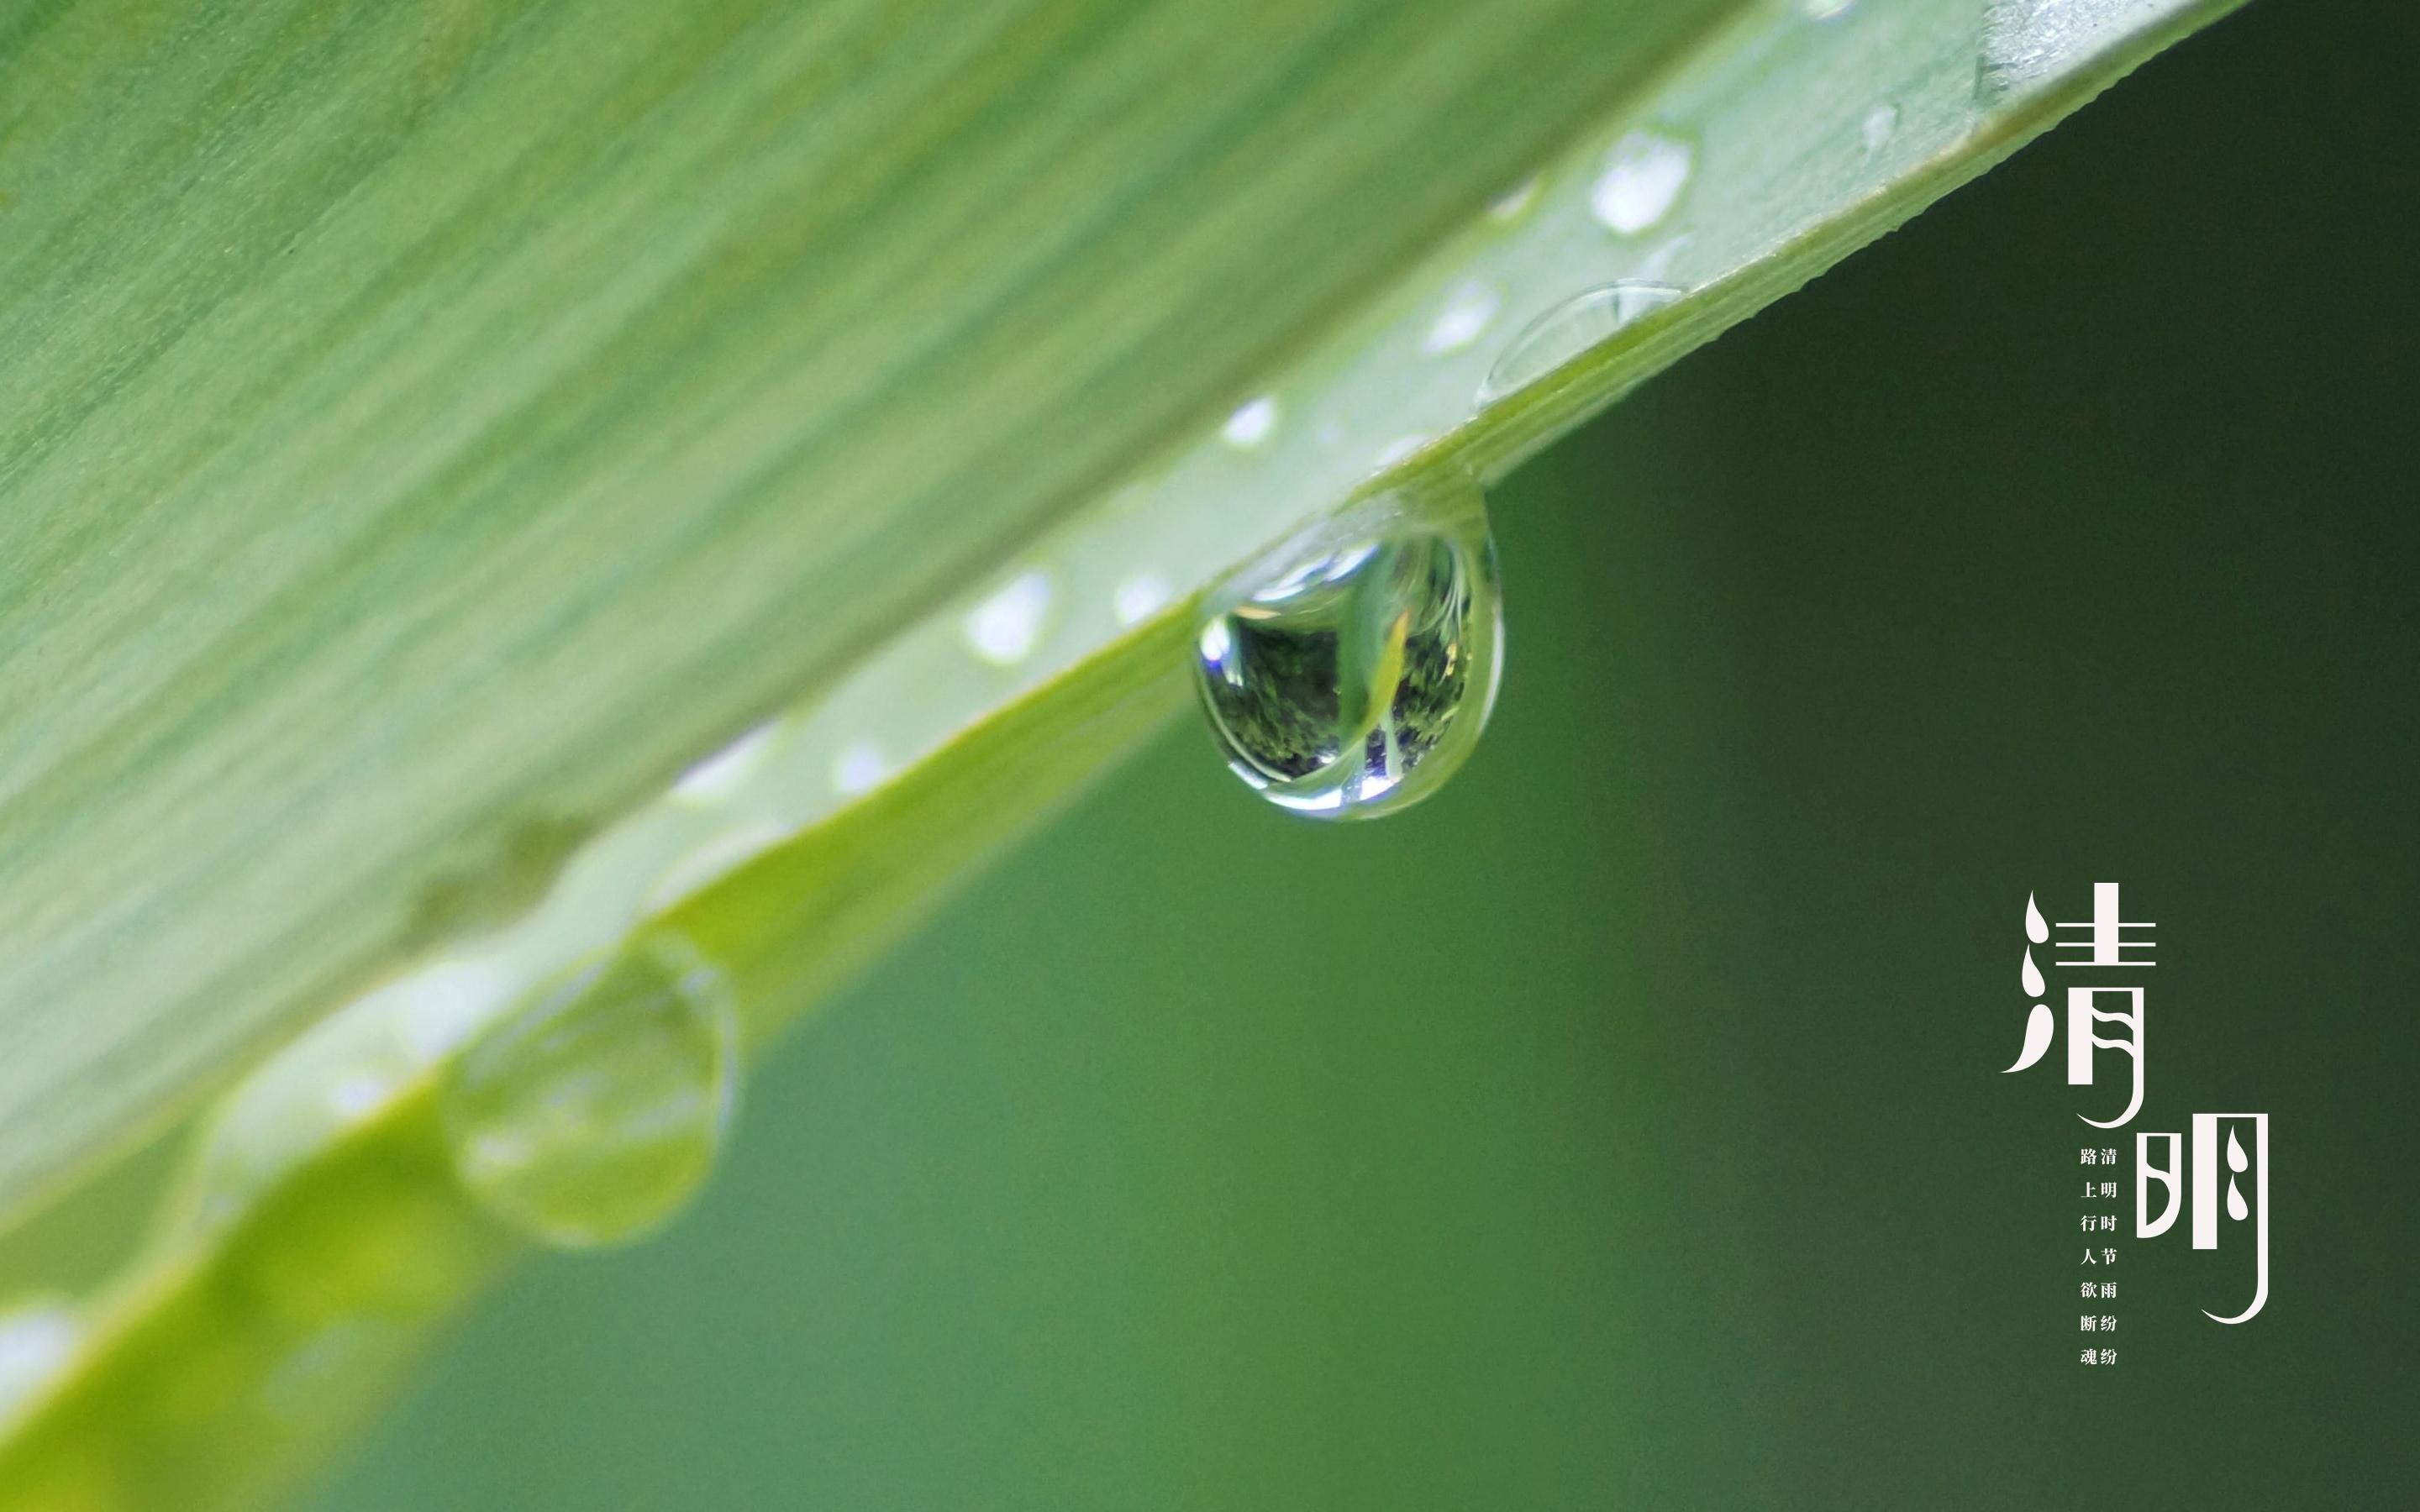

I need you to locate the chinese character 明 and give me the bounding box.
[2138,1114,2270,1323]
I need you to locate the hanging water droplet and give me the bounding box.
[1477,282,1681,405]
[2226,1176,2249,1222]
[440,936,738,1250]
[2025,891,2049,943]
[1193,484,1502,820]
[2227,1127,2248,1173]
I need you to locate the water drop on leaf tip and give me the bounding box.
[1192,483,1503,821]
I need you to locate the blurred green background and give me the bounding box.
[315,3,2415,1507]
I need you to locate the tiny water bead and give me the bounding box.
[1193,486,1502,820]
[1860,101,1901,155]
[1423,281,1502,354]
[0,1300,78,1425]
[1486,173,1541,222]
[1477,281,1681,404]
[439,936,738,1250]
[963,570,1053,666]
[1112,571,1172,627]
[1590,128,1692,235]
[1220,394,1279,448]
[831,739,888,796]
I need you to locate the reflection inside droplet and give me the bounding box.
[1476,282,1682,405]
[440,937,738,1250]
[1192,483,1502,821]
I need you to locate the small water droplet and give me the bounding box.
[327,1071,394,1124]
[831,740,888,796]
[2226,1176,2249,1222]
[671,723,776,806]
[1477,282,1681,404]
[1591,129,1692,235]
[1860,101,1901,155]
[1221,395,1279,449]
[441,937,738,1249]
[1112,572,1172,627]
[0,1300,79,1424]
[1486,173,1541,222]
[2227,1127,2248,1173]
[1193,485,1502,820]
[963,570,1053,666]
[1423,281,1502,354]
[2025,891,2049,943]
[2021,948,2044,999]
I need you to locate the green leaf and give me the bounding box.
[0,0,2239,1503]
[3,0,1761,1220]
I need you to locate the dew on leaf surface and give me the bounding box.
[1477,281,1681,405]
